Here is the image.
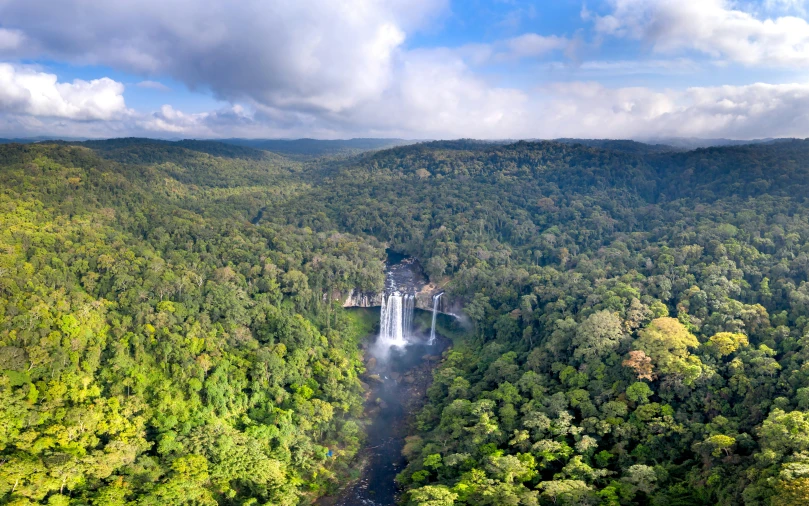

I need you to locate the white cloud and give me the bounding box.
[137,80,171,91]
[591,0,809,66]
[144,72,809,142]
[0,28,23,51]
[503,34,569,60]
[0,64,128,120]
[535,81,809,140]
[0,0,449,113]
[6,77,809,142]
[356,49,531,137]
[140,104,204,133]
[1,0,809,142]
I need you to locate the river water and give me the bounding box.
[330,334,446,506]
[327,252,447,505]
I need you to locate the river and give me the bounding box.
[322,253,449,505]
[330,334,447,506]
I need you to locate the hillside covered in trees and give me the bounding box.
[265,138,809,506]
[0,141,386,505]
[4,137,809,505]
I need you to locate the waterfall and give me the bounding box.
[378,292,407,352]
[429,293,443,345]
[402,294,414,339]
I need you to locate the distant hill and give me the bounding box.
[6,135,803,155]
[0,138,35,144]
[554,137,805,152]
[0,136,90,144]
[554,138,678,154]
[219,137,416,158]
[641,136,799,149]
[76,137,274,161]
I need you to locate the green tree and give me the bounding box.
[635,317,702,383]
[572,310,625,363]
[410,485,458,506]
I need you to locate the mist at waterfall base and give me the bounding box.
[374,283,444,359]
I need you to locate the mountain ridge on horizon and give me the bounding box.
[2,135,804,158]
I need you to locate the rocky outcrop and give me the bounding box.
[414,283,447,312]
[340,254,461,316]
[341,290,385,308]
[341,284,460,316]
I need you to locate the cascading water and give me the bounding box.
[429,293,443,345]
[403,294,414,339]
[374,255,425,358]
[378,292,407,353]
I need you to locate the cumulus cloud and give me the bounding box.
[1,0,809,141]
[0,0,448,113]
[353,49,530,137]
[591,0,809,66]
[536,81,809,139]
[6,77,809,141]
[136,104,264,137]
[0,64,128,120]
[139,105,205,133]
[135,75,809,142]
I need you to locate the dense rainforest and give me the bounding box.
[0,141,387,505]
[4,137,809,505]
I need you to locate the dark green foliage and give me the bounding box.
[257,139,809,505]
[220,137,415,159]
[0,142,384,504]
[6,136,809,505]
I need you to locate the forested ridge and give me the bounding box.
[4,137,809,505]
[0,142,386,505]
[263,139,809,505]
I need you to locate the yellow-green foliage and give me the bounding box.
[0,143,384,504]
[708,332,749,356]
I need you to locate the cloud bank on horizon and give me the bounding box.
[1,0,809,140]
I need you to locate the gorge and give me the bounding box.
[327,255,453,505]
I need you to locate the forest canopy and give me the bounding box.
[3,137,809,505]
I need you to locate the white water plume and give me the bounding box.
[429,292,442,345]
[377,292,408,355]
[403,294,414,340]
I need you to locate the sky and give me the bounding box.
[2,0,809,140]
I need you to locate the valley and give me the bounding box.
[3,138,809,505]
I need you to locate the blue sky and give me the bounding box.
[2,0,809,139]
